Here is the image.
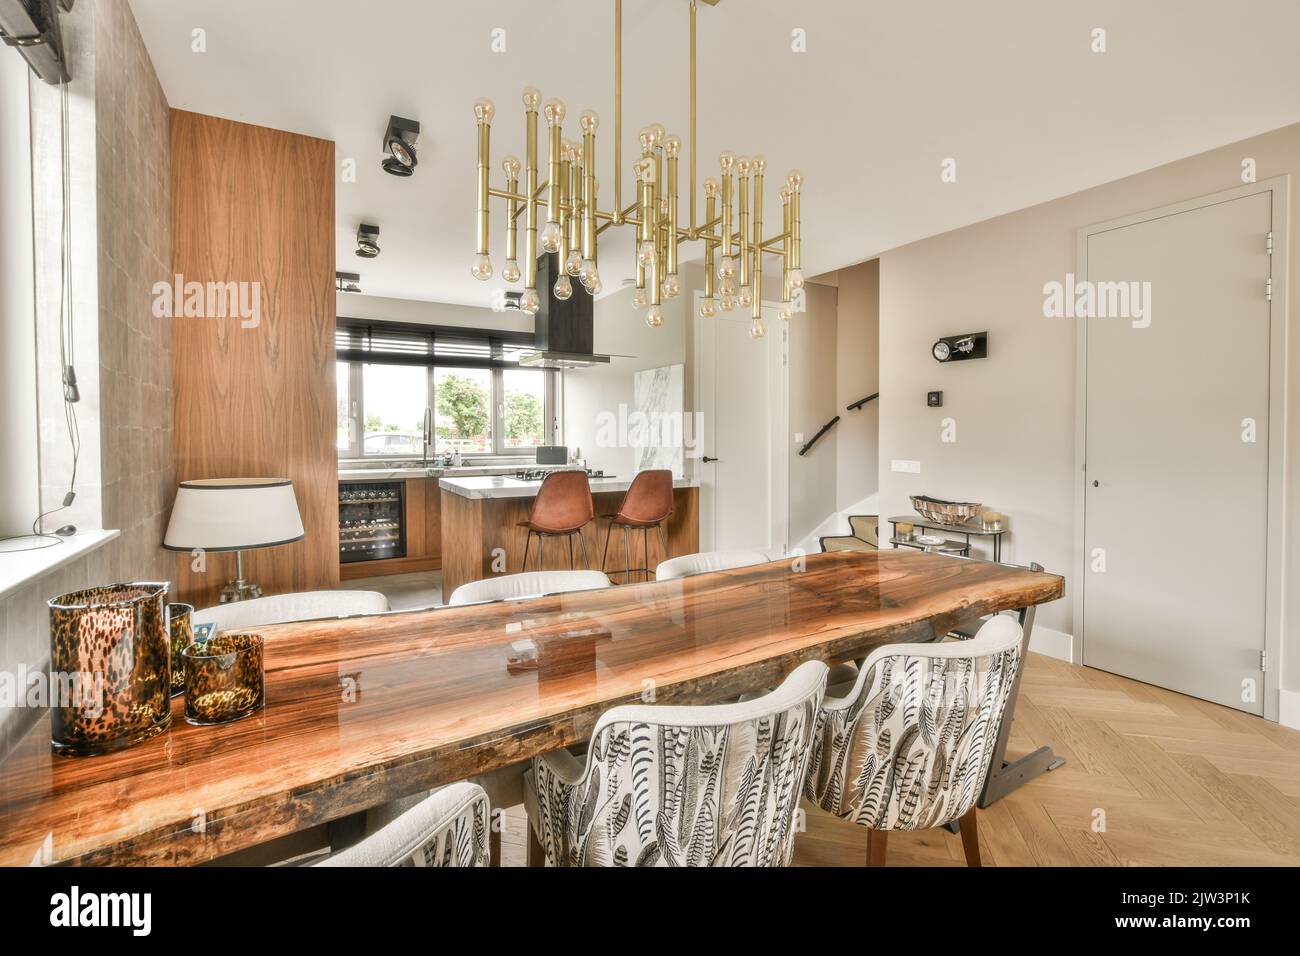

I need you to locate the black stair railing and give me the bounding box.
[846,392,879,411]
[798,416,839,457]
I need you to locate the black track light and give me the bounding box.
[355,224,380,259]
[382,115,420,177]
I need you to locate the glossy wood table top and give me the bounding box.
[0,550,1062,866]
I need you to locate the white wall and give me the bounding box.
[0,53,39,536]
[878,121,1300,704]
[787,280,839,546]
[834,260,880,512]
[562,282,688,477]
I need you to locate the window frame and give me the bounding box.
[337,357,557,461]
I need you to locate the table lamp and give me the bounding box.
[163,478,305,603]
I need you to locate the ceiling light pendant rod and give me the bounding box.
[614,0,622,224]
[689,0,697,237]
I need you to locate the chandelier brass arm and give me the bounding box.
[471,0,804,336]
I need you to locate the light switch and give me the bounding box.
[794,432,804,443]
[891,459,921,474]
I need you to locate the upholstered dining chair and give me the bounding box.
[192,589,390,632]
[315,782,490,867]
[804,614,1023,867]
[446,569,611,606]
[653,549,772,581]
[522,659,828,867]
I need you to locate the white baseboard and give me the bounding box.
[1280,688,1300,731]
[1029,625,1074,663]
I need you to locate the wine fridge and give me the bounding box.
[338,481,406,564]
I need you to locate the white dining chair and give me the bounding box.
[804,615,1023,866]
[522,659,828,867]
[315,782,490,867]
[446,569,612,606]
[192,589,390,631]
[653,549,773,581]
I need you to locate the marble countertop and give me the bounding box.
[440,474,698,500]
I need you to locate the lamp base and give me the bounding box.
[219,579,263,604]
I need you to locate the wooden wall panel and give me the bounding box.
[170,110,337,607]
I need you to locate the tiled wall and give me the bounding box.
[0,0,173,757]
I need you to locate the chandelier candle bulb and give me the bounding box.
[502,155,521,284]
[787,169,803,290]
[472,97,494,280]
[542,98,565,253]
[523,88,541,295]
[752,156,764,320]
[781,185,792,303]
[737,157,750,291]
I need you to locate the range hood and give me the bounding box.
[514,254,616,369]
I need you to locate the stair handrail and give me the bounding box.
[846,392,879,411]
[798,415,840,457]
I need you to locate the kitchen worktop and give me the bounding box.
[439,474,698,500]
[338,464,550,482]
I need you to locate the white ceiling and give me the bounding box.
[129,0,1300,308]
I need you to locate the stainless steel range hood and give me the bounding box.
[513,254,618,369]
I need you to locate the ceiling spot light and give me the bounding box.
[382,115,420,176]
[355,224,380,259]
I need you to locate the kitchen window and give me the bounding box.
[336,319,557,460]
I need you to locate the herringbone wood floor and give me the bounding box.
[499,652,1300,866]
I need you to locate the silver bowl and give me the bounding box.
[910,495,982,527]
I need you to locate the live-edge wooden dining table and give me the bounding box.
[0,550,1062,866]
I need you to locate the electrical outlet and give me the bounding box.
[891,459,921,474]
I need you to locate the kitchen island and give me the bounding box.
[439,474,699,597]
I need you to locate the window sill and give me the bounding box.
[0,529,120,601]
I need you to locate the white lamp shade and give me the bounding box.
[163,478,305,552]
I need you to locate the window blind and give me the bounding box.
[335,318,535,369]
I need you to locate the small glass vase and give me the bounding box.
[182,633,265,725]
[48,582,172,756]
[166,603,195,698]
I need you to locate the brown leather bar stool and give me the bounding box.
[600,469,673,583]
[519,470,595,571]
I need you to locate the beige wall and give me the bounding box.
[0,0,173,756]
[833,259,880,511]
[879,122,1300,701]
[787,281,839,545]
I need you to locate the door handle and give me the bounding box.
[702,455,720,463]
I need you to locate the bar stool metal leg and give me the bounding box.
[522,529,533,572]
[600,520,613,573]
[642,528,650,582]
[578,527,590,569]
[623,526,632,585]
[656,524,668,571]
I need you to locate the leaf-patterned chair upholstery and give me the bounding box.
[523,660,828,866]
[804,615,1022,866]
[316,781,490,867]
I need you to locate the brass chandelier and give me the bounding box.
[471,0,804,339]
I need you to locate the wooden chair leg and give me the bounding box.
[526,822,545,867]
[865,828,888,866]
[958,806,982,867]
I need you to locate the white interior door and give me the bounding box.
[1082,190,1273,714]
[696,301,787,553]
